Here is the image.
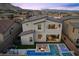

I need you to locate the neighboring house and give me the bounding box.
[19,15,63,45]
[0,13,14,20]
[13,11,29,22]
[32,10,42,16]
[0,20,21,53]
[13,14,25,22]
[63,17,79,46]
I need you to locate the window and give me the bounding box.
[48,24,55,29]
[9,31,11,35]
[26,24,28,26]
[73,28,75,33]
[76,39,79,43]
[38,34,42,39]
[11,28,13,30]
[56,35,59,38]
[38,24,41,30]
[46,35,59,41]
[29,37,33,42]
[59,24,61,28]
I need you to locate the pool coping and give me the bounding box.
[60,51,75,56]
[35,44,50,53]
[56,43,75,56]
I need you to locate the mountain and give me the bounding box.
[42,9,79,13]
[0,3,22,11]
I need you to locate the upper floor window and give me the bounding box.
[38,34,42,39]
[59,24,61,28]
[38,24,41,30]
[76,39,79,43]
[48,24,55,29]
[72,28,75,33]
[26,24,28,26]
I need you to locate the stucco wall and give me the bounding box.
[22,18,62,43]
[63,21,79,45]
[21,33,34,45]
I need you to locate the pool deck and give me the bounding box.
[35,44,50,52]
[25,43,75,56]
[7,43,75,56]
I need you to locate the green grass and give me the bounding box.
[15,44,36,49]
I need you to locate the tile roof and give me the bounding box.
[22,15,63,23]
[19,30,35,36]
[0,20,15,34]
[22,15,47,23]
[62,16,79,21]
[47,16,63,23]
[70,22,79,29]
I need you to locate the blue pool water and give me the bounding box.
[49,44,60,56]
[26,50,52,56]
[25,44,74,56]
[58,44,74,56]
[62,52,73,56]
[59,44,69,52]
[26,44,60,56]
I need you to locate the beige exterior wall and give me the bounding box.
[63,20,79,45]
[21,33,34,45]
[35,32,46,42]
[22,22,34,31]
[66,19,79,23]
[45,20,62,42]
[22,18,46,31]
[68,25,77,43]
[21,18,62,44]
[75,29,79,45]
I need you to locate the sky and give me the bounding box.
[12,3,79,10]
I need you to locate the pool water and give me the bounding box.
[62,52,73,56]
[59,44,69,52]
[26,50,52,56]
[49,44,60,56]
[25,44,74,56]
[26,44,60,56]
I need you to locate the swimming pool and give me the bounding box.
[58,44,74,56]
[25,44,74,56]
[26,50,51,56]
[62,52,74,56]
[58,44,69,52]
[26,44,60,56]
[49,44,60,56]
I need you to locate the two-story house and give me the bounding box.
[19,15,63,45]
[63,17,79,46]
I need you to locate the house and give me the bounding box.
[63,17,79,46]
[32,10,42,16]
[0,20,21,53]
[0,13,14,20]
[13,13,25,22]
[19,15,63,45]
[13,11,31,22]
